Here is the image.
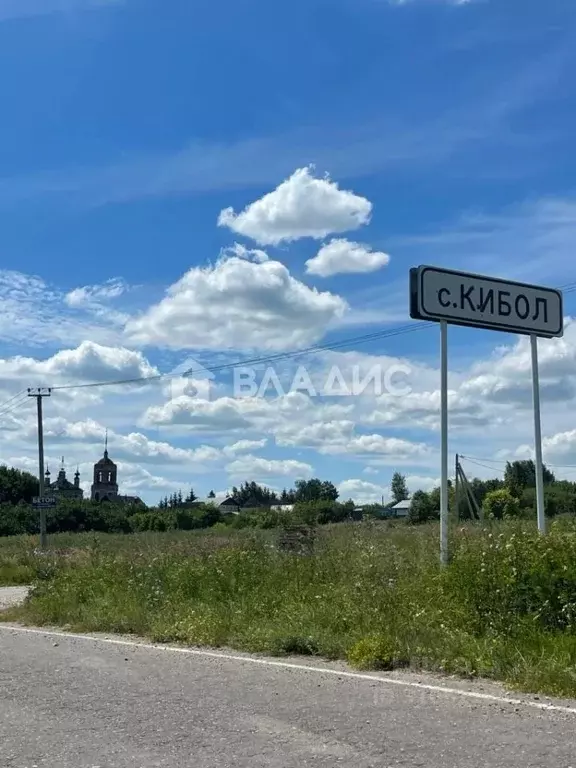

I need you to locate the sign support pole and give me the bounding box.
[530,334,546,533]
[440,321,449,566]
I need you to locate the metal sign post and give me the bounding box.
[410,265,564,562]
[440,321,448,566]
[530,335,546,533]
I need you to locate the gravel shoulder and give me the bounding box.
[0,586,29,610]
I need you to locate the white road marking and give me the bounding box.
[2,623,576,716]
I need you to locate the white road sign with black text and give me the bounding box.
[410,266,563,338]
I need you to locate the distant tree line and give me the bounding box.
[2,459,576,538]
[158,478,340,509]
[0,466,346,537]
[158,488,197,509]
[404,459,576,524]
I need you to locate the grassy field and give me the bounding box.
[2,518,576,698]
[0,527,269,584]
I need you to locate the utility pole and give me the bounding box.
[27,387,51,549]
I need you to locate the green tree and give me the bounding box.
[0,465,39,505]
[483,488,521,520]
[408,490,435,524]
[390,472,409,504]
[362,503,387,520]
[504,460,555,495]
[427,487,442,519]
[232,481,278,507]
[294,478,338,503]
[280,488,295,503]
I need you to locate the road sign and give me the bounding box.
[410,265,563,338]
[409,264,564,565]
[32,496,56,508]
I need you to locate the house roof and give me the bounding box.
[194,496,238,507]
[241,496,266,508]
[390,499,412,509]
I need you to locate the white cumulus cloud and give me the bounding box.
[223,439,268,455]
[226,455,313,480]
[338,478,385,504]
[217,166,372,246]
[65,278,128,308]
[0,340,158,387]
[40,418,223,467]
[405,475,441,493]
[143,395,258,431]
[324,433,431,459]
[220,243,269,264]
[306,239,390,277]
[125,255,347,351]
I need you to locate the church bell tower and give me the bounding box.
[90,430,119,502]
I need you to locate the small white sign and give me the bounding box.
[33,496,57,506]
[410,266,563,338]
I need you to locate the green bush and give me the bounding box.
[445,521,576,633]
[347,635,408,671]
[482,488,521,520]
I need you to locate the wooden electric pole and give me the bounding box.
[27,387,51,548]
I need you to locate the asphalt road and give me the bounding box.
[2,623,576,768]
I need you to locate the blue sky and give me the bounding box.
[1,0,576,504]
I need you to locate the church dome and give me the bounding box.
[94,449,116,467]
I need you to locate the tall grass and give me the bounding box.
[3,519,576,697]
[0,527,269,584]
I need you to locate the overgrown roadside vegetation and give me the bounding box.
[3,518,576,698]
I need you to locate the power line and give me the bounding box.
[51,321,430,392]
[0,397,29,419]
[460,454,507,465]
[0,390,29,420]
[460,456,507,474]
[32,276,576,395]
[0,389,26,409]
[461,453,576,471]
